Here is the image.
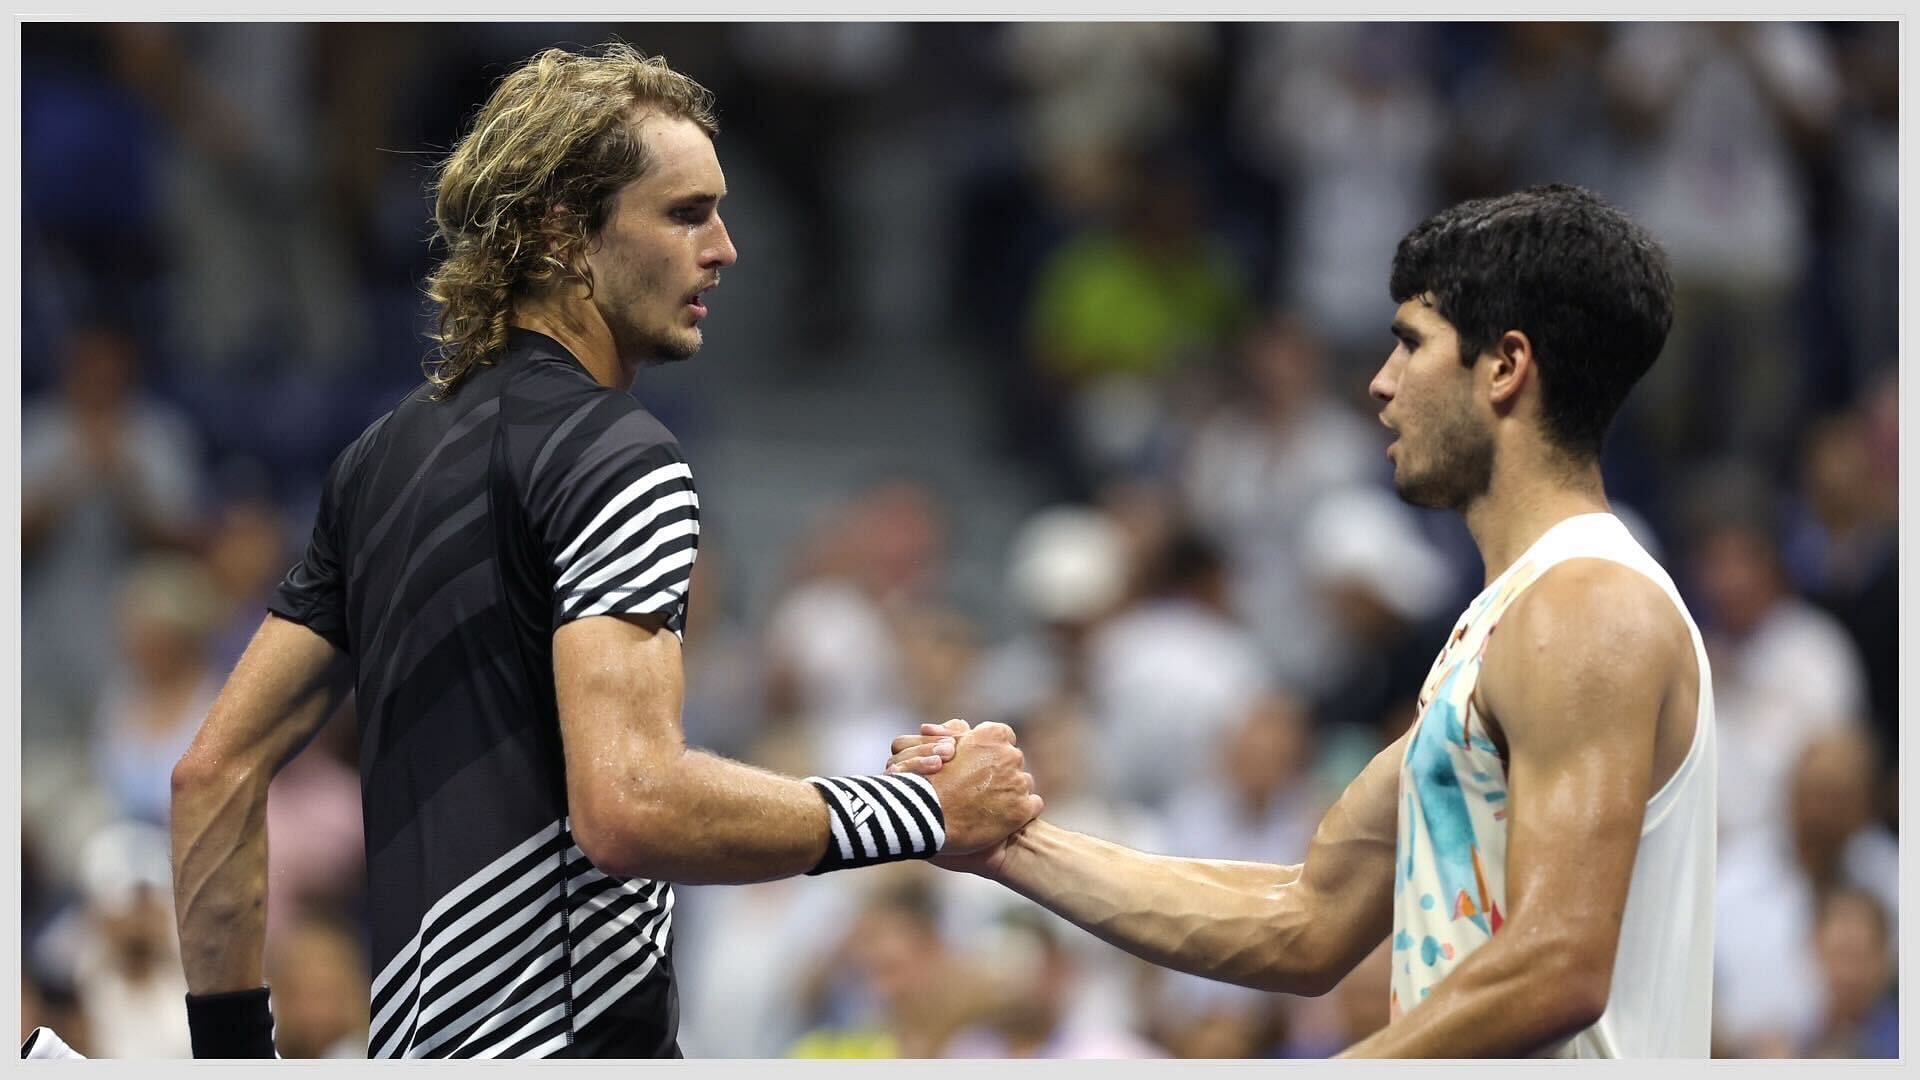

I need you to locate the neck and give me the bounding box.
[512,292,630,391]
[1462,446,1610,584]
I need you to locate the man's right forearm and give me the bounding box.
[171,762,274,994]
[589,748,835,884]
[985,819,1336,995]
[578,745,962,885]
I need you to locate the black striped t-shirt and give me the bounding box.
[269,329,696,1058]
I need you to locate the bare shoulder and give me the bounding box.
[1479,559,1690,745]
[1504,558,1687,654]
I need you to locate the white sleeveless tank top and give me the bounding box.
[1387,513,1716,1057]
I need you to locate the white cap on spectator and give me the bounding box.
[1300,486,1452,623]
[79,821,174,918]
[1008,506,1129,624]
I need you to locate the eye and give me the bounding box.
[671,207,706,225]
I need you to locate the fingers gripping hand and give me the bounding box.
[885,718,972,776]
[928,722,1042,853]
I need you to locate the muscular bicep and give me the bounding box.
[1480,563,1680,982]
[1286,731,1406,982]
[552,614,686,851]
[178,614,353,779]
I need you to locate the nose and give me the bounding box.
[1369,351,1398,404]
[703,215,738,270]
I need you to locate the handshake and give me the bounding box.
[884,718,1041,874]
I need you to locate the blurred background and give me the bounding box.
[17,20,1898,1060]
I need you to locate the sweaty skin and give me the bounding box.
[887,291,1702,1057]
[172,108,1039,1003]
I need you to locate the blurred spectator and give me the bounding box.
[110,23,367,376]
[1690,495,1869,842]
[1003,23,1216,191]
[1280,939,1393,1057]
[953,25,1210,496]
[92,555,224,826]
[935,695,1168,1040]
[1787,733,1898,928]
[1029,151,1249,383]
[1715,729,1897,1055]
[1139,969,1284,1059]
[969,505,1131,727]
[813,607,986,778]
[21,27,165,344]
[1178,316,1381,694]
[946,910,1163,1058]
[1828,26,1897,392]
[688,556,976,1056]
[1086,528,1272,810]
[1096,478,1183,604]
[679,547,771,763]
[1604,22,1840,466]
[263,710,364,942]
[1003,697,1167,858]
[1298,486,1456,759]
[1027,149,1254,483]
[1805,888,1898,1058]
[762,483,947,768]
[1163,692,1320,864]
[52,823,191,1058]
[1783,380,1899,772]
[1439,23,1621,202]
[267,912,371,1058]
[674,867,869,1058]
[202,496,294,672]
[788,875,998,1058]
[725,24,912,347]
[1235,23,1443,361]
[22,325,203,746]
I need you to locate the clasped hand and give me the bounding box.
[885,718,1039,873]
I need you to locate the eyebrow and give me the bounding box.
[1391,320,1421,341]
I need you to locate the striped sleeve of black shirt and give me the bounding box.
[526,395,700,637]
[267,424,375,653]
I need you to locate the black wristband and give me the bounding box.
[185,987,277,1058]
[805,774,946,875]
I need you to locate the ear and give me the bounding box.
[1485,329,1533,412]
[541,203,599,290]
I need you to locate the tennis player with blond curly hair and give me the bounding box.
[166,43,1040,1059]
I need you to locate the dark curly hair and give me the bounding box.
[1389,184,1675,461]
[423,43,718,396]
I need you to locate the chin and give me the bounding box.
[639,331,702,367]
[1391,471,1445,511]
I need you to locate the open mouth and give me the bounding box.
[686,282,717,319]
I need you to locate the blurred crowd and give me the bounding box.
[19,21,1897,1060]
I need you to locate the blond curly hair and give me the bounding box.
[423,43,718,395]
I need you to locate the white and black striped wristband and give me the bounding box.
[805,774,947,874]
